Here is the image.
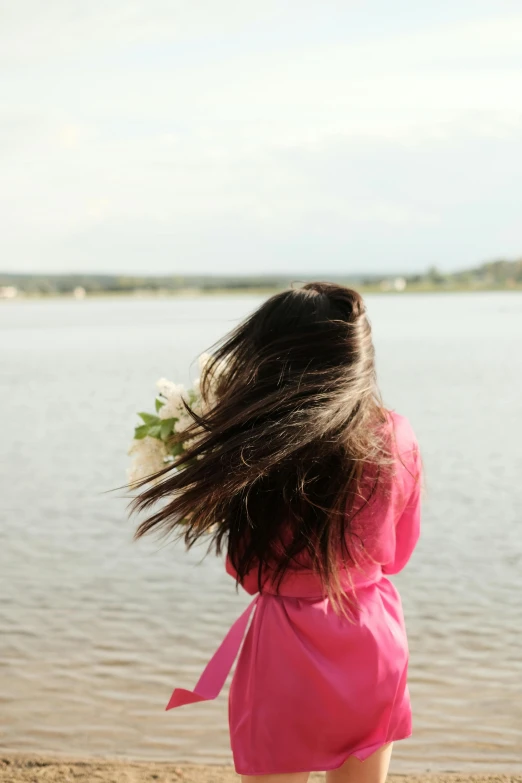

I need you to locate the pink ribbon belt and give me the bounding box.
[166,566,382,711]
[166,595,259,710]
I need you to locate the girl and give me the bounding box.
[131,282,422,783]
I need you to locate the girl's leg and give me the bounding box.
[326,743,393,783]
[242,774,309,783]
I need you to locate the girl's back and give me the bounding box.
[227,409,421,595]
[221,409,421,775]
[130,283,423,781]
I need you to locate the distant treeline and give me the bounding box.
[1,259,521,296]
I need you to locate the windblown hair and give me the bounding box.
[131,282,396,601]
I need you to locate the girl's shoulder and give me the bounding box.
[384,408,420,457]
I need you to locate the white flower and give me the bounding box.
[191,377,205,414]
[198,352,229,383]
[127,436,169,487]
[174,409,194,434]
[158,396,185,420]
[156,378,187,419]
[198,353,212,373]
[156,378,186,402]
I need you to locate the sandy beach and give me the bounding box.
[1,756,521,783]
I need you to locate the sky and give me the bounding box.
[1,1,522,276]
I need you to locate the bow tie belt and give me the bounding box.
[166,566,383,711]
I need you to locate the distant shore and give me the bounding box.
[2,284,522,302]
[1,755,521,783]
[2,259,521,300]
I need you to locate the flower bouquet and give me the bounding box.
[127,353,212,488]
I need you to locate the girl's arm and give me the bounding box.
[382,446,422,575]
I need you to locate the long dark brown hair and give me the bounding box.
[130,282,396,601]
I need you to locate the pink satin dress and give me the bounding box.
[167,410,422,775]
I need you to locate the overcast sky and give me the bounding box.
[2,1,522,276]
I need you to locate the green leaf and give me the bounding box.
[160,419,175,440]
[169,441,185,458]
[155,398,164,413]
[134,424,149,440]
[148,424,162,438]
[138,411,160,425]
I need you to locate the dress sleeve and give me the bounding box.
[382,445,422,575]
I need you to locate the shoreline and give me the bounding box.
[1,285,522,303]
[1,755,521,783]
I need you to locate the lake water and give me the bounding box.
[0,293,521,773]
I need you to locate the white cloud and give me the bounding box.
[1,2,521,273]
[57,124,85,149]
[0,1,284,61]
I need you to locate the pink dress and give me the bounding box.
[166,410,422,775]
